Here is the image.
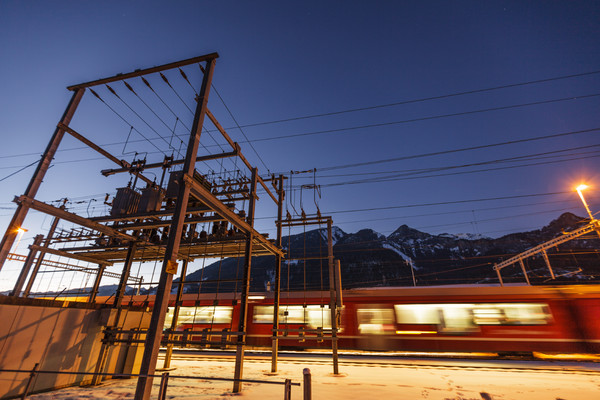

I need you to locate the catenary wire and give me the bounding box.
[221,69,600,129]
[239,93,600,144]
[89,88,166,155]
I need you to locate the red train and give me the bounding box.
[128,284,600,354]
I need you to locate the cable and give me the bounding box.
[324,191,570,215]
[324,145,600,180]
[241,93,600,144]
[331,153,600,187]
[122,80,183,153]
[223,69,600,129]
[89,88,166,155]
[104,84,180,157]
[315,127,600,173]
[174,67,238,174]
[210,84,271,173]
[320,148,600,188]
[254,196,593,226]
[0,158,40,182]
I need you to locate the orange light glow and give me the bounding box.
[12,227,27,253]
[576,184,589,192]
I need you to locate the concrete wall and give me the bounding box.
[0,297,150,399]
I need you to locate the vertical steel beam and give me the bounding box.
[10,235,44,297]
[163,259,188,369]
[89,264,106,303]
[134,56,216,400]
[335,259,343,308]
[0,89,85,271]
[518,259,531,286]
[327,218,339,375]
[233,168,258,393]
[408,259,417,287]
[495,265,504,286]
[271,175,284,373]
[22,213,61,297]
[541,249,556,279]
[114,242,137,308]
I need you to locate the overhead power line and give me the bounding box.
[0,159,40,182]
[221,69,600,129]
[316,127,600,172]
[319,145,600,187]
[242,93,600,144]
[324,191,569,215]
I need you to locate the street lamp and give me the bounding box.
[575,184,595,221]
[12,227,27,253]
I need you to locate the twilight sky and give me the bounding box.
[1,0,599,248]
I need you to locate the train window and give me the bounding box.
[394,304,441,324]
[164,306,233,329]
[305,305,332,329]
[394,303,552,331]
[356,308,395,335]
[253,305,332,329]
[438,304,477,333]
[473,303,552,325]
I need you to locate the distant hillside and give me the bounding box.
[180,212,600,292]
[35,212,597,298]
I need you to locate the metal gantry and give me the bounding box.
[0,53,316,400]
[493,218,600,285]
[271,215,343,375]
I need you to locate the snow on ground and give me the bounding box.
[27,355,600,400]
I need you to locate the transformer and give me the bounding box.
[111,187,141,216]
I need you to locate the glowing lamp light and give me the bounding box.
[12,227,27,253]
[575,183,595,221]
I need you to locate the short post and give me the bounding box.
[21,363,39,400]
[284,378,292,400]
[303,368,311,400]
[157,372,169,400]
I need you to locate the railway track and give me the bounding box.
[159,348,600,375]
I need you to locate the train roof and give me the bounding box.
[254,284,600,301]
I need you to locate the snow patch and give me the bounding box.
[318,226,345,246]
[382,242,414,264]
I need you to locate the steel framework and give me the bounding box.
[0,52,340,400]
[493,219,600,285]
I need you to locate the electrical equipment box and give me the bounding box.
[165,170,212,199]
[138,186,164,213]
[111,187,141,216]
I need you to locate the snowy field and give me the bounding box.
[27,355,600,400]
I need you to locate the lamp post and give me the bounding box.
[575,184,595,221]
[576,184,600,240]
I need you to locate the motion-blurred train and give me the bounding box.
[118,285,600,354]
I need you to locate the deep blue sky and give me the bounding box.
[1,1,599,248]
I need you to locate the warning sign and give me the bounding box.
[166,259,178,274]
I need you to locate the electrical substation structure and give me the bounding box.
[0,52,342,400]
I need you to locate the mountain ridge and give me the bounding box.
[181,212,598,292]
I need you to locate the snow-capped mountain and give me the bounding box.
[181,212,599,291]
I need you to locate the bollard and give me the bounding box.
[303,368,311,400]
[157,372,170,400]
[284,378,292,400]
[21,363,39,400]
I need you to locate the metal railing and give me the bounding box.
[1,365,307,400]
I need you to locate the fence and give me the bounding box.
[0,365,310,400]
